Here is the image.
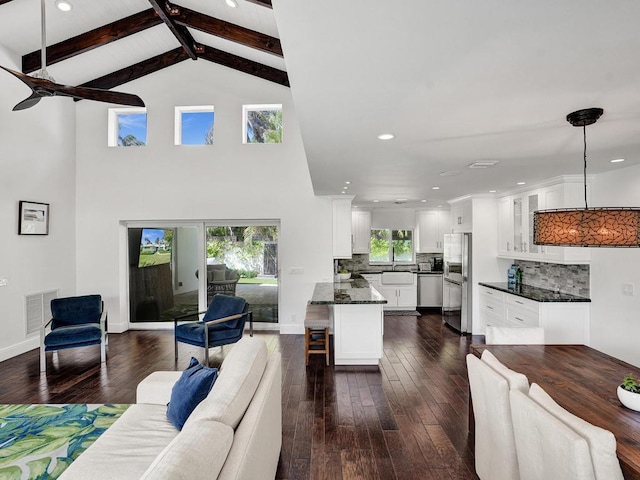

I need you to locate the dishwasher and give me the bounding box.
[418,274,443,307]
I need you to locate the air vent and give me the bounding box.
[468,161,499,169]
[439,170,462,177]
[25,290,57,336]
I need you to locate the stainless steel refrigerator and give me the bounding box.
[442,233,471,334]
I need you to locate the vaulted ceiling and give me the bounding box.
[3,1,640,208]
[0,0,287,92]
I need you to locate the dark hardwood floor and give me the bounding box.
[0,311,480,480]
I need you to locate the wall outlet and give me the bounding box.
[178,281,183,287]
[623,283,634,296]
[0,278,8,287]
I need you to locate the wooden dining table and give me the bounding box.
[470,344,640,480]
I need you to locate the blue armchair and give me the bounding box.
[40,295,107,372]
[174,295,253,365]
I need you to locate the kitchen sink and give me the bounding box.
[380,271,415,285]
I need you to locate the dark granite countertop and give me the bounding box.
[479,282,591,303]
[310,278,387,305]
[417,271,444,275]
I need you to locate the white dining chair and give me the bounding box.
[485,326,545,345]
[510,388,596,480]
[528,383,623,480]
[466,353,528,480]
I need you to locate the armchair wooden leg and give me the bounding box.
[100,340,106,364]
[40,345,46,373]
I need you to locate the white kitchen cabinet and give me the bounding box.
[450,198,472,233]
[416,210,451,253]
[496,180,590,264]
[332,197,353,259]
[351,210,372,254]
[333,303,384,365]
[377,275,417,310]
[497,196,513,256]
[479,286,590,344]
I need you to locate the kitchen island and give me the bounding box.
[310,278,387,365]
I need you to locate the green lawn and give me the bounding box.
[138,252,171,267]
[238,277,278,285]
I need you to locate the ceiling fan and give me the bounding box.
[0,0,144,111]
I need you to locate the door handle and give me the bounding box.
[515,316,524,322]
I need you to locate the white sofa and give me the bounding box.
[59,337,282,480]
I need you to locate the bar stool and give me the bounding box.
[304,302,330,366]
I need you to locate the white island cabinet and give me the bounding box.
[310,279,386,365]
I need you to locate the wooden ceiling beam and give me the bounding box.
[75,47,189,95]
[199,45,288,87]
[147,1,201,60]
[245,0,272,8]
[22,9,162,73]
[174,5,282,57]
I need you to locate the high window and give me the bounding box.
[108,108,147,147]
[242,104,283,144]
[369,229,414,263]
[175,106,215,145]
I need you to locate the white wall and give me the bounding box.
[174,226,199,295]
[74,60,333,334]
[0,46,77,361]
[470,196,502,334]
[589,163,640,367]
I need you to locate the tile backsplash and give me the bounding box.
[514,260,590,298]
[336,253,441,272]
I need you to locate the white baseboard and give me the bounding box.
[279,324,304,335]
[0,336,39,362]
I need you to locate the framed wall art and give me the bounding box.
[18,201,49,235]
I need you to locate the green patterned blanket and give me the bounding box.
[0,404,129,480]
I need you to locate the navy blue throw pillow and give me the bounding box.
[166,357,218,430]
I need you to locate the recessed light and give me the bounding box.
[55,0,73,11]
[421,199,427,203]
[377,133,395,140]
[432,186,440,190]
[517,182,526,185]
[345,181,351,184]
[373,200,379,203]
[225,0,238,7]
[437,205,442,208]
[611,158,625,163]
[489,190,497,193]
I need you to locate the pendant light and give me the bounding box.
[533,108,640,247]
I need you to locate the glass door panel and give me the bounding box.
[128,225,200,322]
[205,224,279,324]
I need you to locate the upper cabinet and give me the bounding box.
[497,179,590,264]
[450,197,472,233]
[332,197,353,258]
[351,210,372,254]
[416,210,451,253]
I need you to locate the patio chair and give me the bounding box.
[40,294,107,373]
[174,294,253,365]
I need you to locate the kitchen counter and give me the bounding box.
[310,280,386,366]
[479,282,591,303]
[310,278,387,305]
[417,271,443,275]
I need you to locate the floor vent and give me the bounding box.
[25,290,58,336]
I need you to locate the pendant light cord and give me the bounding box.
[583,124,588,209]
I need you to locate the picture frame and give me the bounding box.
[18,201,49,235]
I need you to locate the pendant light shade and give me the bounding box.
[534,208,640,247]
[533,108,640,247]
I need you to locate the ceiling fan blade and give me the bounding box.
[52,84,145,107]
[13,92,43,111]
[0,65,50,91]
[2,65,144,108]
